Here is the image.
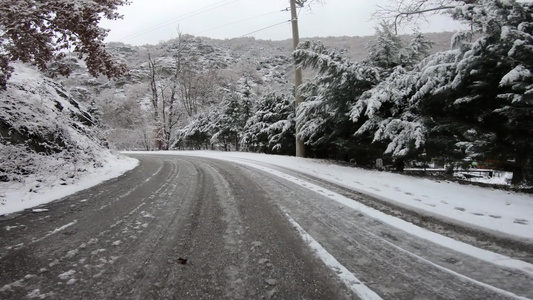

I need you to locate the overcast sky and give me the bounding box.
[100,0,465,45]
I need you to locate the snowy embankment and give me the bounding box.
[131,151,533,241]
[0,63,139,216]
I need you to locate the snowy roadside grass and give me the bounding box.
[455,170,514,186]
[131,151,533,241]
[0,152,138,216]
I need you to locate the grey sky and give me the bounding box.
[100,0,465,45]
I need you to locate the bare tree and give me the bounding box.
[374,0,477,33]
[294,0,325,8]
[178,62,198,117]
[147,32,191,150]
[147,31,224,149]
[147,53,159,120]
[180,67,221,117]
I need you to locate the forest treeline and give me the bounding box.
[170,0,533,185]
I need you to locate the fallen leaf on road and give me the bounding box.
[176,257,188,265]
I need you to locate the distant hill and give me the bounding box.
[62,31,455,97]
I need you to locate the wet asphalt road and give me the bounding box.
[1,154,532,299]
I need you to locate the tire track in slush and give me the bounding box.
[0,158,173,298]
[75,159,181,298]
[102,158,190,298]
[201,158,354,299]
[2,159,183,299]
[294,199,530,300]
[10,155,529,299]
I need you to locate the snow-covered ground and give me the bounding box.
[0,154,138,216]
[0,63,139,216]
[2,150,532,243]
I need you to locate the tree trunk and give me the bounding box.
[512,148,533,186]
[147,53,158,120]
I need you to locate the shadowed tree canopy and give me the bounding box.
[0,0,130,88]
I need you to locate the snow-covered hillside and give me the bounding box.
[57,33,454,151]
[0,63,137,211]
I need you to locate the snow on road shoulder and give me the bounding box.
[286,207,530,300]
[133,151,533,241]
[262,164,533,277]
[0,153,138,216]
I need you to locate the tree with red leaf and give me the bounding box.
[0,0,130,88]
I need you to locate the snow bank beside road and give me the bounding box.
[134,151,533,241]
[0,154,138,216]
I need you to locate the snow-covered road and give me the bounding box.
[1,153,532,299]
[0,155,350,299]
[156,151,533,241]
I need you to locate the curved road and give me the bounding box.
[0,154,531,299]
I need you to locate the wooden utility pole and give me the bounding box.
[290,0,305,158]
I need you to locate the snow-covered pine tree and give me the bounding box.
[210,91,252,151]
[174,112,213,150]
[294,24,435,163]
[420,0,533,185]
[346,0,533,185]
[292,20,507,170]
[240,79,254,125]
[367,22,410,70]
[293,41,381,160]
[407,31,435,66]
[409,49,468,161]
[240,92,295,155]
[350,65,425,159]
[343,26,434,162]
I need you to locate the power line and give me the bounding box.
[198,10,284,35]
[120,0,239,41]
[235,6,293,39]
[119,0,240,42]
[238,20,291,38]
